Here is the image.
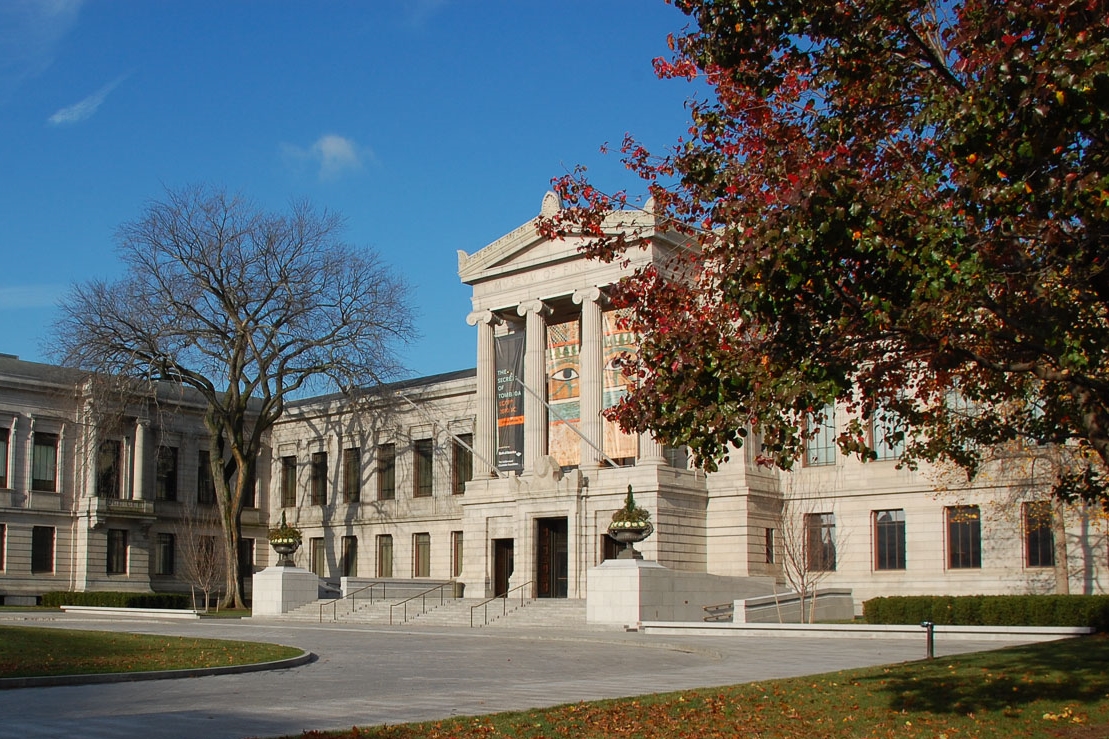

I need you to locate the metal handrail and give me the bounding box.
[388,581,457,625]
[320,580,389,623]
[470,580,534,627]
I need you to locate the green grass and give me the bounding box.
[0,625,301,678]
[286,635,1109,739]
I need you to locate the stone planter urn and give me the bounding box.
[268,512,303,568]
[607,485,654,559]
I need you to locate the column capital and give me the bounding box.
[466,309,502,327]
[572,286,607,307]
[517,299,551,318]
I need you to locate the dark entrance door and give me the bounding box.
[536,517,568,598]
[492,538,514,597]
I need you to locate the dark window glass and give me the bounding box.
[1024,501,1055,568]
[451,435,472,495]
[414,439,433,497]
[155,446,178,501]
[874,509,906,570]
[377,444,395,501]
[805,512,836,571]
[947,506,982,569]
[107,529,128,574]
[310,452,328,506]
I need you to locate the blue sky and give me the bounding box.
[0,1,697,379]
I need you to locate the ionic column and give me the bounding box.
[133,419,148,500]
[573,287,605,471]
[466,310,501,478]
[517,299,550,474]
[639,432,667,465]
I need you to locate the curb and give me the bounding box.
[0,649,315,690]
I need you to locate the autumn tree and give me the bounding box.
[542,0,1109,502]
[55,185,414,607]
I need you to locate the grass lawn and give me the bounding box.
[284,635,1109,739]
[0,625,301,678]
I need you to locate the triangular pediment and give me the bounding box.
[458,194,582,285]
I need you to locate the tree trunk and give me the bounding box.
[1052,497,1070,595]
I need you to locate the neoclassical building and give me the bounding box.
[1,194,1106,609]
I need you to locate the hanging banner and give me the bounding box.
[547,317,581,468]
[603,308,639,460]
[495,331,525,472]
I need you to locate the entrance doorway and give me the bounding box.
[536,517,568,598]
[492,538,514,597]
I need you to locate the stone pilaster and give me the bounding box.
[573,287,605,471]
[517,299,551,474]
[133,419,148,500]
[466,309,501,477]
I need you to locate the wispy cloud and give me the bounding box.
[281,134,373,181]
[47,73,128,126]
[0,284,65,309]
[0,0,84,98]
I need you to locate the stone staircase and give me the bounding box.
[267,596,590,629]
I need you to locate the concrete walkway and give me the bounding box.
[0,612,1049,739]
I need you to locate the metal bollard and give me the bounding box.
[920,621,935,660]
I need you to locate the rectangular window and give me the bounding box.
[32,432,59,492]
[155,532,175,576]
[280,456,297,508]
[377,443,396,500]
[107,528,128,575]
[0,428,8,488]
[341,535,358,577]
[243,476,256,509]
[155,446,178,501]
[413,532,431,577]
[805,512,837,571]
[377,534,393,577]
[310,537,326,577]
[197,450,216,504]
[871,408,905,461]
[414,439,434,497]
[451,434,473,495]
[32,432,58,492]
[343,447,361,503]
[0,523,6,570]
[1024,501,1055,568]
[310,451,328,506]
[96,439,122,499]
[803,404,837,467]
[31,526,55,573]
[239,538,255,576]
[451,530,464,577]
[947,505,982,569]
[874,509,906,570]
[765,527,775,564]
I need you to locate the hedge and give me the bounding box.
[41,591,192,609]
[863,595,1109,631]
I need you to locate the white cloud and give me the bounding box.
[0,0,84,97]
[47,73,127,126]
[281,134,373,181]
[0,284,65,309]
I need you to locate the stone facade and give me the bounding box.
[2,194,1106,611]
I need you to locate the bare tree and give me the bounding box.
[175,503,226,611]
[54,185,415,607]
[774,488,840,623]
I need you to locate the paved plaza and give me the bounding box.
[0,613,1036,739]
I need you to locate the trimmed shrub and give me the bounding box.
[41,591,191,609]
[863,595,1109,630]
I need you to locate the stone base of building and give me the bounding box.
[251,566,319,615]
[586,559,779,627]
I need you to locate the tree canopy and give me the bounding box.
[542,0,1109,502]
[56,185,414,605]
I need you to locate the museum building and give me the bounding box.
[0,194,1105,611]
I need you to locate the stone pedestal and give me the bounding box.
[586,558,668,627]
[251,566,319,616]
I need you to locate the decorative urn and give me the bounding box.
[268,512,302,567]
[607,485,654,559]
